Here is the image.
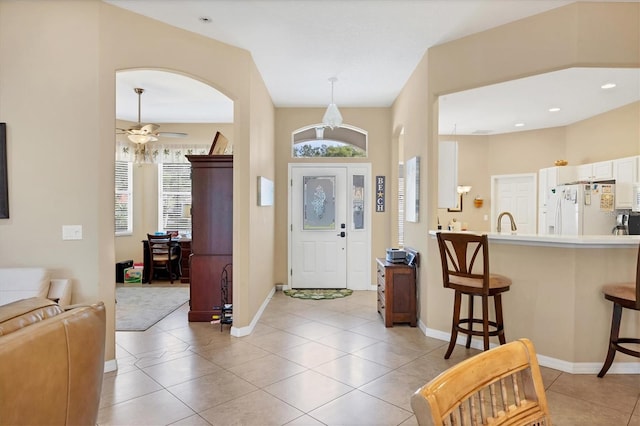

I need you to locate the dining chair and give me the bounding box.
[411,338,552,426]
[436,232,512,359]
[597,243,640,377]
[146,234,179,284]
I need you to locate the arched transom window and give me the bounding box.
[292,124,367,158]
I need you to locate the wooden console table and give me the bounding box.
[376,258,417,327]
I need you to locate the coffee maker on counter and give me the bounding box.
[613,213,629,235]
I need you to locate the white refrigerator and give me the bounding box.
[546,183,616,235]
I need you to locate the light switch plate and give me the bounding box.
[62,225,82,240]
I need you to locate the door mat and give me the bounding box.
[283,289,353,300]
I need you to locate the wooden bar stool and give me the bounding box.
[436,232,512,359]
[598,244,640,377]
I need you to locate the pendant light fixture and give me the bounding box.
[322,77,343,129]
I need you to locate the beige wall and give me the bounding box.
[567,101,640,164]
[244,61,276,325]
[273,108,392,286]
[0,1,275,362]
[392,2,640,363]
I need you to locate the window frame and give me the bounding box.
[115,160,133,236]
[157,163,192,235]
[291,124,368,158]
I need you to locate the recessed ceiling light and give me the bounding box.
[549,107,561,112]
[601,82,616,89]
[514,123,525,127]
[199,16,212,23]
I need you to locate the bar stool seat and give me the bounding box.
[598,246,640,377]
[436,232,512,359]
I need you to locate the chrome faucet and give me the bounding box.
[497,211,517,233]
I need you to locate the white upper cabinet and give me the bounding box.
[593,161,614,180]
[576,164,592,181]
[438,141,458,208]
[613,156,639,209]
[577,161,614,181]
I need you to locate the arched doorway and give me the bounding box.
[114,69,233,328]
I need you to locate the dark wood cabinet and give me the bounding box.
[376,258,416,327]
[186,155,233,322]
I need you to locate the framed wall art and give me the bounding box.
[257,176,274,206]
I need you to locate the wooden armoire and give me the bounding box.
[186,155,233,322]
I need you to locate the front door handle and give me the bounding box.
[337,231,346,238]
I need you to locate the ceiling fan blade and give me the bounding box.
[140,123,160,134]
[158,132,188,138]
[117,89,185,140]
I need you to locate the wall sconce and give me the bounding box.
[473,196,484,208]
[457,185,472,195]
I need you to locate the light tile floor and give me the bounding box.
[99,290,640,426]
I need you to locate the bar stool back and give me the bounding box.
[598,244,640,377]
[436,232,512,359]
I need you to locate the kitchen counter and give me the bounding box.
[423,230,640,373]
[428,230,640,248]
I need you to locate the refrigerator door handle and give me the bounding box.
[555,196,562,234]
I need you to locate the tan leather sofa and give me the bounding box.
[0,297,106,425]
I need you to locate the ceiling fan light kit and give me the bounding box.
[322,77,343,130]
[128,134,158,144]
[118,87,187,143]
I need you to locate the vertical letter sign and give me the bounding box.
[376,176,385,212]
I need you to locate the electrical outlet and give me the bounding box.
[483,215,489,221]
[62,225,82,240]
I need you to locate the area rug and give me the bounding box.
[283,289,353,300]
[116,285,189,331]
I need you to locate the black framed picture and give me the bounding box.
[0,123,8,218]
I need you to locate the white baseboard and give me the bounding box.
[418,320,639,375]
[104,358,117,373]
[230,286,276,337]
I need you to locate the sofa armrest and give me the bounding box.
[0,302,106,425]
[48,278,72,306]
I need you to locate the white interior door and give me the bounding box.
[291,167,347,288]
[491,174,537,234]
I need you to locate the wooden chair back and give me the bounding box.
[411,338,551,426]
[147,234,173,261]
[437,232,490,294]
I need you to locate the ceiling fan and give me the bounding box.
[117,87,188,143]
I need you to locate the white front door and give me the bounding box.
[289,164,371,290]
[491,173,537,234]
